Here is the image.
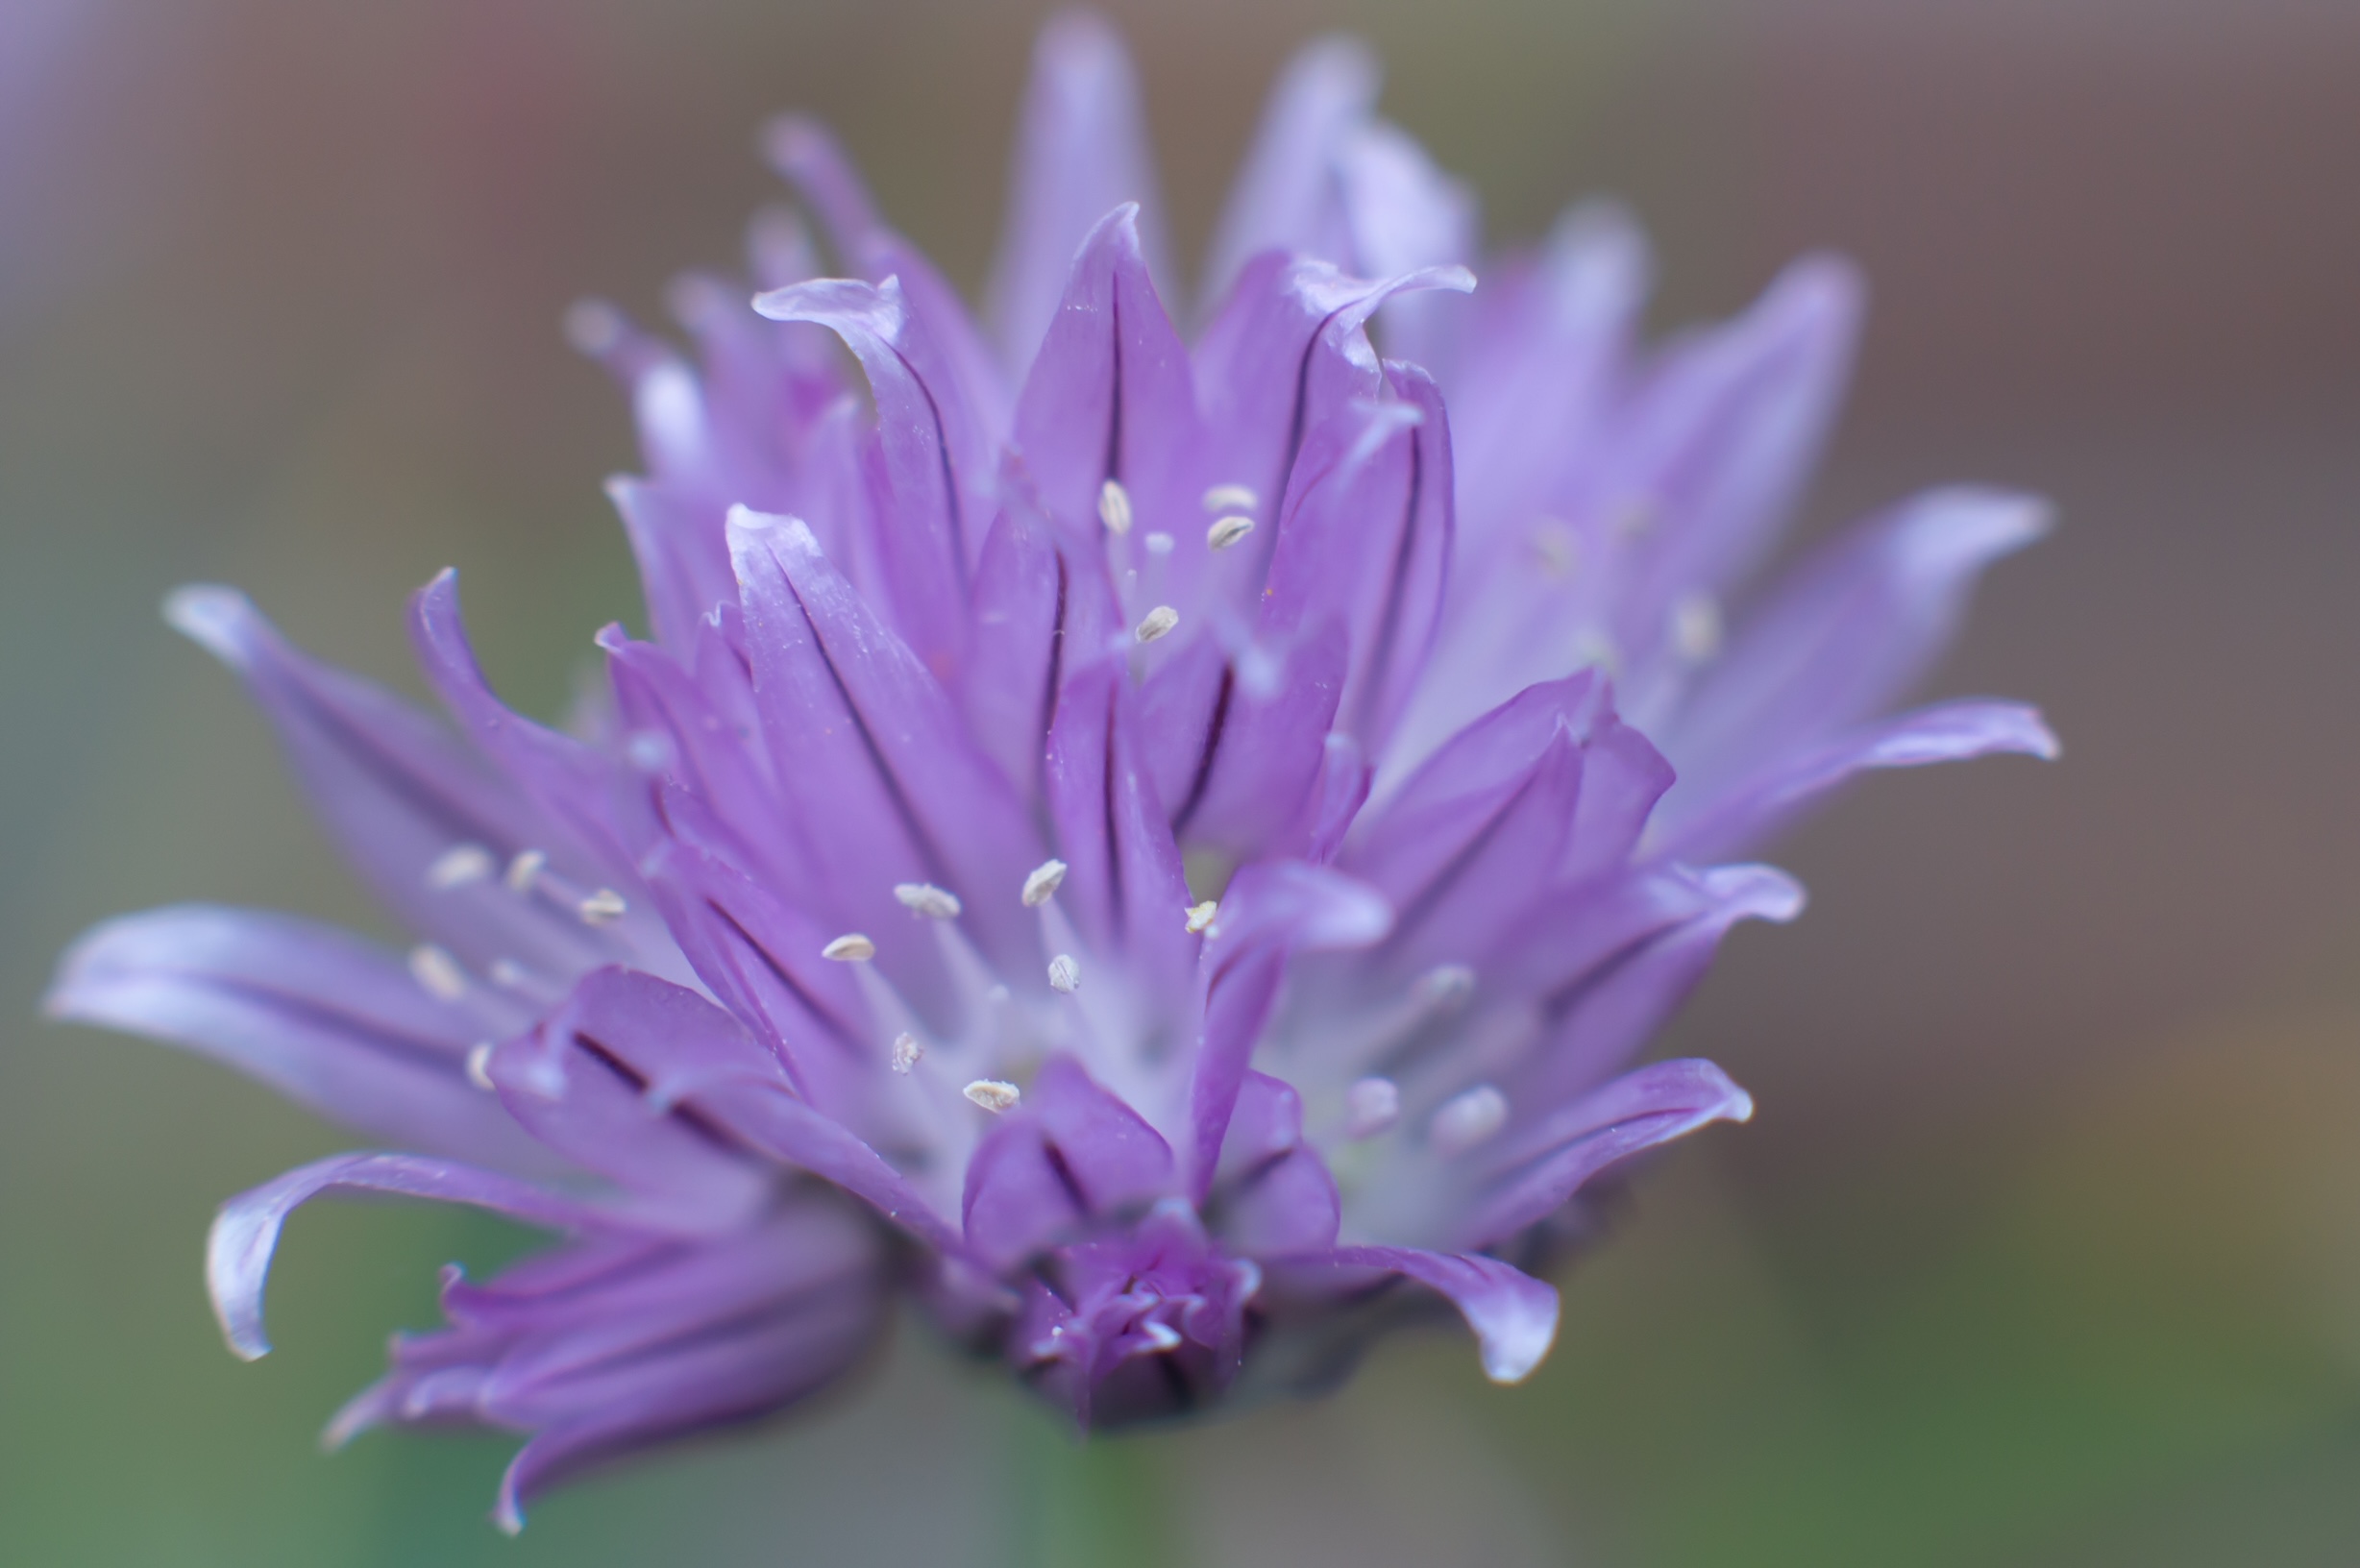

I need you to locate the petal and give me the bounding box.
[725,507,1045,1001]
[1184,862,1391,1197]
[208,1153,617,1360]
[1011,205,1201,556]
[1333,119,1478,368]
[46,904,542,1167]
[1201,35,1380,305]
[1514,863,1806,1109]
[1610,255,1864,655]
[762,115,1013,443]
[1141,623,1347,860]
[1212,1072,1340,1254]
[484,968,782,1233]
[987,12,1169,375]
[1463,1057,1754,1244]
[1259,362,1455,756]
[1042,660,1200,1023]
[1658,486,2053,810]
[605,476,736,657]
[160,586,602,975]
[961,1055,1175,1270]
[750,278,981,669]
[1276,1245,1559,1384]
[1656,699,2059,865]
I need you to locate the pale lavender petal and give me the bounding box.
[1276,1245,1559,1384]
[1333,119,1477,368]
[1202,35,1379,306]
[46,905,541,1167]
[1659,486,2053,811]
[1657,699,2059,866]
[1464,1058,1754,1244]
[209,1153,619,1360]
[988,12,1168,374]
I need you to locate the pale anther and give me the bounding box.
[964,1079,1021,1113]
[577,889,627,925]
[1206,513,1255,551]
[822,933,876,963]
[1097,478,1134,535]
[1414,964,1477,1008]
[1202,482,1257,514]
[504,848,547,894]
[1344,1076,1401,1139]
[1046,953,1081,993]
[1141,1320,1183,1352]
[408,944,468,1002]
[1021,859,1069,907]
[1184,900,1217,935]
[465,1042,497,1091]
[893,882,963,919]
[1430,1084,1510,1157]
[1143,530,1175,556]
[488,959,529,990]
[427,844,494,890]
[889,1032,922,1074]
[1670,593,1723,663]
[1134,605,1179,644]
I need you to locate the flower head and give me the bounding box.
[46,12,2053,1531]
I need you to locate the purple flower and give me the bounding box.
[46,13,2053,1531]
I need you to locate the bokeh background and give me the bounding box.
[6,1,2360,1562]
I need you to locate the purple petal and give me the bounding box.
[160,586,603,975]
[962,1055,1176,1270]
[485,968,783,1232]
[1659,486,2053,811]
[1201,35,1380,306]
[1185,862,1391,1197]
[1011,205,1201,555]
[1610,255,1864,654]
[1140,623,1346,861]
[46,904,542,1167]
[1514,863,1806,1108]
[1212,1072,1340,1254]
[1333,120,1478,369]
[209,1153,618,1360]
[762,115,1012,444]
[1464,1057,1754,1244]
[725,507,1045,1000]
[1657,699,2060,866]
[1277,1245,1559,1384]
[605,476,736,657]
[749,279,982,668]
[987,12,1168,374]
[1042,660,1199,1017]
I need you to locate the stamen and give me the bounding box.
[1097,478,1134,536]
[1021,859,1069,907]
[577,889,627,925]
[1529,519,1578,579]
[1344,1076,1401,1139]
[822,933,876,963]
[1670,593,1723,663]
[964,1079,1021,1113]
[407,944,468,1002]
[1429,1084,1509,1157]
[426,844,493,890]
[1134,605,1180,644]
[1184,899,1217,935]
[893,882,963,919]
[1414,964,1477,1010]
[504,848,547,894]
[625,730,671,772]
[1570,629,1622,680]
[1202,483,1257,514]
[1206,513,1255,551]
[1046,953,1081,993]
[488,959,531,990]
[465,1042,497,1091]
[1140,1320,1183,1352]
[1143,530,1174,556]
[889,1032,922,1074]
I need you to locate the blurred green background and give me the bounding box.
[6,1,2360,1562]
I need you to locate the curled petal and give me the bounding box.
[209,1153,617,1361]
[1276,1245,1559,1384]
